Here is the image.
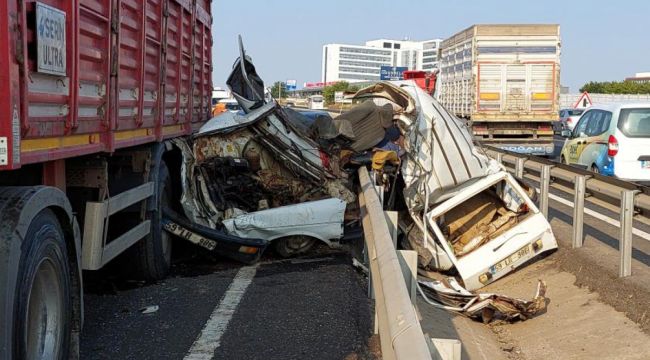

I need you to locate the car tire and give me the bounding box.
[592,165,600,174]
[273,236,317,258]
[132,162,173,281]
[13,209,72,360]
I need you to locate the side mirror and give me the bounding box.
[561,129,572,138]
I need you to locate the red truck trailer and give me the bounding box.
[402,70,437,96]
[0,1,212,358]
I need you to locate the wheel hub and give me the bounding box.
[25,258,64,360]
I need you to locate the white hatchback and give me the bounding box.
[560,103,650,183]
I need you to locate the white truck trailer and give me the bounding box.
[440,24,561,156]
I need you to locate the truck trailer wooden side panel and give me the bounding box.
[0,0,212,170]
[439,24,560,155]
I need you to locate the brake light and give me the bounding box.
[607,135,619,157]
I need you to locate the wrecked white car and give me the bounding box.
[163,38,356,262]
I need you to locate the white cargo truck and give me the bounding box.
[440,24,561,156]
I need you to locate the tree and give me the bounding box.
[580,80,650,94]
[323,81,359,104]
[270,81,288,98]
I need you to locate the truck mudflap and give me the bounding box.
[162,207,267,264]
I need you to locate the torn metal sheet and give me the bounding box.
[418,278,547,323]
[171,138,221,228]
[355,81,500,210]
[197,101,276,136]
[222,198,346,246]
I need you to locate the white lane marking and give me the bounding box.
[184,264,258,360]
[547,192,650,240]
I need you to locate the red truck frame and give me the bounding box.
[0,1,212,358]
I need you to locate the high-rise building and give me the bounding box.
[321,38,442,83]
[625,72,650,84]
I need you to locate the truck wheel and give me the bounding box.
[273,235,317,258]
[13,209,71,360]
[133,162,173,280]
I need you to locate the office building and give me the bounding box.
[321,38,442,83]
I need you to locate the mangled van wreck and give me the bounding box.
[348,81,557,291]
[163,37,557,293]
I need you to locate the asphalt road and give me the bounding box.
[79,134,650,360]
[80,249,374,360]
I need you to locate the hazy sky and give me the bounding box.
[211,0,649,92]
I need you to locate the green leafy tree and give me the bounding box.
[270,81,288,98]
[323,81,361,104]
[580,81,650,94]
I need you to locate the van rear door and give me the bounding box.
[615,107,650,181]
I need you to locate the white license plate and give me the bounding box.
[642,160,650,169]
[490,244,532,274]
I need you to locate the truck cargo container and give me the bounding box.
[0,0,214,358]
[439,24,560,156]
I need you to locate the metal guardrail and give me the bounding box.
[485,147,650,277]
[358,167,433,360]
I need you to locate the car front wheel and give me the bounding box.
[592,165,600,174]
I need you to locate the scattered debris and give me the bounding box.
[352,258,369,275]
[418,278,547,323]
[140,305,159,315]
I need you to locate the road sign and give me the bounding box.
[573,92,593,109]
[334,91,344,103]
[286,79,297,91]
[36,2,66,76]
[380,66,407,81]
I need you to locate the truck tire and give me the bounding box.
[13,209,72,360]
[132,161,173,280]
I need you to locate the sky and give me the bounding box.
[211,0,650,92]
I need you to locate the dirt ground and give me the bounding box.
[419,247,650,360]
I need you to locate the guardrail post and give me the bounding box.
[430,339,462,360]
[515,157,525,179]
[397,250,418,306]
[385,211,398,248]
[572,175,586,248]
[619,190,636,277]
[539,165,551,218]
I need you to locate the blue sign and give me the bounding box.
[286,79,297,91]
[380,66,407,81]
